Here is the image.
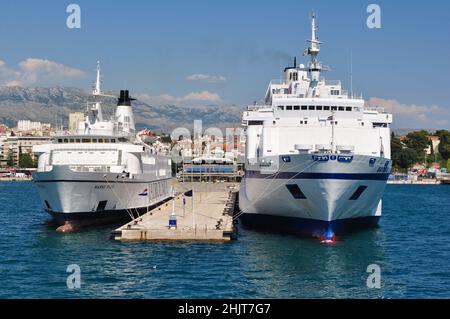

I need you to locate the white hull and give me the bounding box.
[33,165,171,225]
[239,154,391,235]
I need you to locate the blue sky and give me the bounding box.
[0,0,449,128]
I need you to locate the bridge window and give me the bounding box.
[316,105,323,110]
[345,107,352,112]
[248,121,264,125]
[301,105,307,110]
[338,106,345,111]
[82,138,91,143]
[308,105,315,110]
[331,89,340,95]
[277,105,284,111]
[331,106,337,111]
[294,105,300,110]
[286,105,293,110]
[324,106,330,111]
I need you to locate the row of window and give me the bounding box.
[277,105,359,112]
[57,138,116,144]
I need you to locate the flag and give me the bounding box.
[138,188,148,196]
[184,190,193,197]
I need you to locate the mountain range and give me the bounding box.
[0,86,244,133]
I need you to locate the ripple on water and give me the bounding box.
[0,182,450,298]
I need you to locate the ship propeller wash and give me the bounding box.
[239,14,393,238]
[32,63,171,231]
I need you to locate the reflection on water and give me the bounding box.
[238,226,389,298]
[0,182,449,298]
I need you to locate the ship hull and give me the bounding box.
[239,153,391,237]
[33,165,171,228]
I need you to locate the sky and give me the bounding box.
[0,0,449,129]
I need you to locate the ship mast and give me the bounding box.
[92,61,103,122]
[304,14,323,97]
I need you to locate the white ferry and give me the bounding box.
[32,63,171,231]
[239,15,392,239]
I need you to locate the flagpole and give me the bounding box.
[192,189,195,231]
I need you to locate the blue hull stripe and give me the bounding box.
[245,171,390,181]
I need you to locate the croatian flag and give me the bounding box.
[139,188,148,196]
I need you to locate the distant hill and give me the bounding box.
[0,86,244,133]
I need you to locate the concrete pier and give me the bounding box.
[112,182,239,241]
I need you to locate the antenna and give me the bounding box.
[350,51,353,98]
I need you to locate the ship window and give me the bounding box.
[286,184,307,199]
[69,139,74,143]
[75,139,81,143]
[300,121,303,124]
[82,138,91,143]
[301,105,307,110]
[294,105,300,110]
[63,139,68,143]
[92,139,98,143]
[331,106,338,111]
[353,107,360,112]
[338,106,345,111]
[316,105,323,110]
[349,186,368,200]
[57,139,62,143]
[286,105,293,110]
[111,139,116,143]
[248,121,264,125]
[278,106,284,110]
[324,106,330,111]
[346,107,352,112]
[305,121,308,124]
[98,138,104,143]
[308,105,315,110]
[331,89,340,95]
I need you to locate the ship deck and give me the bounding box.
[111,182,239,241]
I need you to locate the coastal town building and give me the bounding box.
[69,112,85,132]
[0,136,52,167]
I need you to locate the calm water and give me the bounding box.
[0,181,449,299]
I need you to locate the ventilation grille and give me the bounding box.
[349,186,368,200]
[286,184,307,199]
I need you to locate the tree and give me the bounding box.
[6,150,15,167]
[436,130,450,160]
[19,153,35,168]
[404,130,429,163]
[396,148,418,172]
